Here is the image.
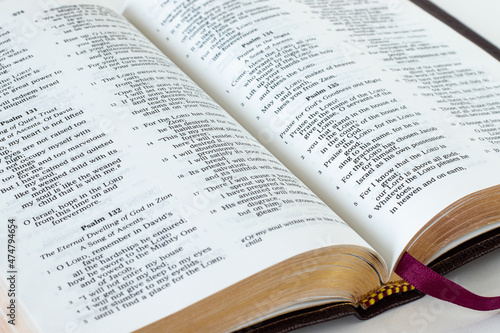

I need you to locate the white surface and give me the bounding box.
[100,0,500,331]
[432,0,500,49]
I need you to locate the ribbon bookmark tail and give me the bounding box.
[395,252,500,311]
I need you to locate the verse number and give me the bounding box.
[108,208,122,217]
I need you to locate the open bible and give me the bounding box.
[1,0,500,332]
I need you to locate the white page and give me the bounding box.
[0,1,374,332]
[124,0,500,269]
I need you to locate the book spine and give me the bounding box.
[359,281,415,310]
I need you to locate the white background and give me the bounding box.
[431,0,500,49]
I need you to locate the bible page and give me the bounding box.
[124,0,500,269]
[0,1,374,332]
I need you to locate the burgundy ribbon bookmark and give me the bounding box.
[395,252,500,311]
